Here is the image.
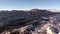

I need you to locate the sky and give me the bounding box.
[0,0,60,10]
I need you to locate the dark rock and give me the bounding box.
[0,9,59,34]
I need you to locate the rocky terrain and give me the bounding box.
[0,9,60,34]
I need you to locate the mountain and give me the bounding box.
[0,9,60,34]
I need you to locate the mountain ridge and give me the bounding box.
[0,9,60,34]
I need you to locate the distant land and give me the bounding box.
[0,9,60,12]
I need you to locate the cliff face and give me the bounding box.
[0,9,60,34]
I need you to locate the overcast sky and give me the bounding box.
[0,0,60,10]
